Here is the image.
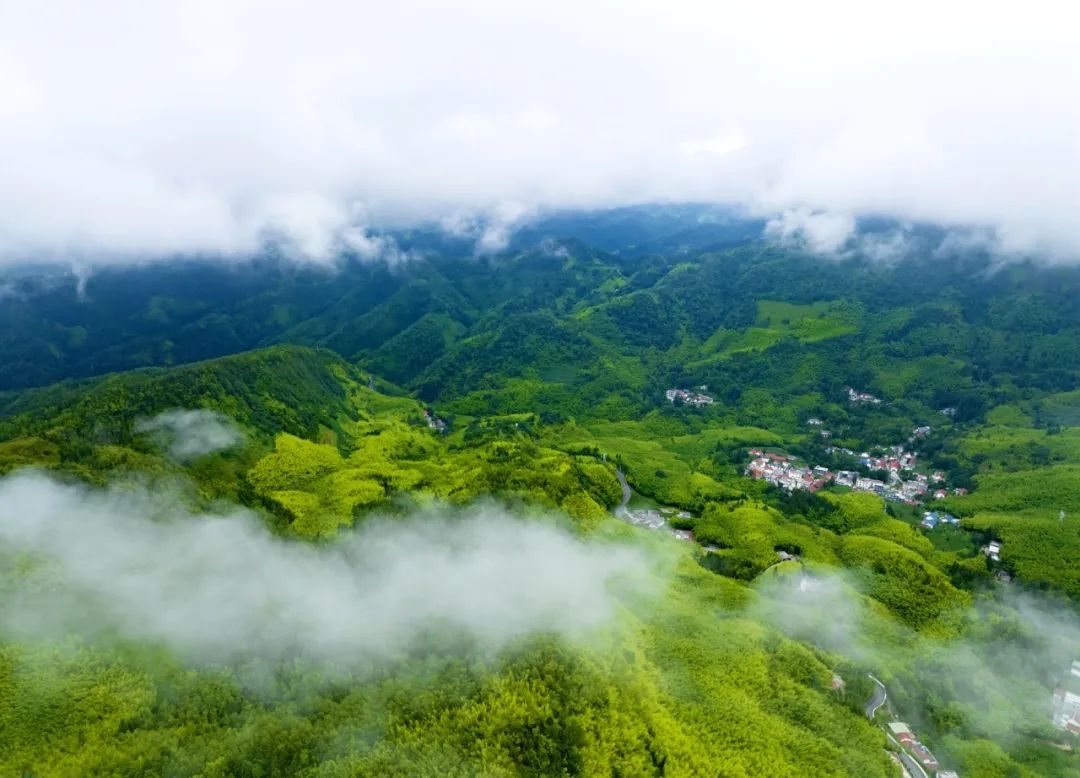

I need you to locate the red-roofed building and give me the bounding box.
[911,743,939,771]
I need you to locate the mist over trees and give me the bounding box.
[2,216,1080,775]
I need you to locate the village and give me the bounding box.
[745,431,968,512]
[665,387,715,407]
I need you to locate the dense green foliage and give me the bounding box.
[4,207,1080,775]
[0,559,900,777]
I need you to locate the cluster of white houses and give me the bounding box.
[746,446,965,506]
[665,387,714,406]
[422,408,447,433]
[746,451,832,491]
[1053,660,1080,733]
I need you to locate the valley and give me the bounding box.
[2,4,1075,774]
[2,212,1080,775]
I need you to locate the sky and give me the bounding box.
[1,0,1077,263]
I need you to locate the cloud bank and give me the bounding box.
[135,409,244,460]
[0,1,1077,263]
[750,569,1080,743]
[0,471,651,665]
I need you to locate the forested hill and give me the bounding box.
[4,218,1080,408]
[0,203,753,390]
[4,210,1080,776]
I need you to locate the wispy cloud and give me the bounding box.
[0,471,653,666]
[749,568,1080,743]
[765,208,857,255]
[135,409,244,460]
[439,202,535,255]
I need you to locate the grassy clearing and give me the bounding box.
[755,300,860,343]
[958,425,1080,469]
[1039,390,1080,427]
[947,465,1080,515]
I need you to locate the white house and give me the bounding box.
[1053,661,1080,732]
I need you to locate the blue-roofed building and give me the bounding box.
[921,510,959,530]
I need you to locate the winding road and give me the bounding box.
[865,673,887,719]
[866,676,931,778]
[898,750,929,778]
[882,729,929,778]
[615,468,631,514]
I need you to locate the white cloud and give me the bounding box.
[0,471,653,664]
[0,1,1077,262]
[856,229,917,264]
[341,226,416,266]
[765,208,857,255]
[436,202,535,255]
[765,210,925,261]
[135,409,244,460]
[475,201,535,255]
[677,133,747,158]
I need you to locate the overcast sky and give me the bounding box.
[1,0,1076,263]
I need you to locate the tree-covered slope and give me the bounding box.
[4,216,1080,775]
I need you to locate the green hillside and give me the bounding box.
[3,223,1080,775]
